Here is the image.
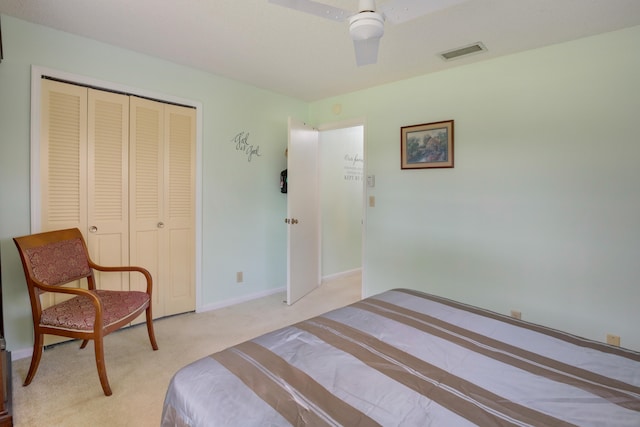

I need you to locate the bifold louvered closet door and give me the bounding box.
[128,96,196,318]
[39,79,195,330]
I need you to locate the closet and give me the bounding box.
[39,79,196,333]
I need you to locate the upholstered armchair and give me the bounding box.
[13,228,158,396]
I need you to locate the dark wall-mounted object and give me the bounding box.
[0,16,4,63]
[0,244,13,426]
[280,169,287,193]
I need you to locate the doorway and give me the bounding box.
[319,124,364,282]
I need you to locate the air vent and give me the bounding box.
[439,42,487,61]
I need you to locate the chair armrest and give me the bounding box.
[32,282,100,303]
[31,282,104,326]
[88,263,153,294]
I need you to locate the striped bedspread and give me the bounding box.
[161,289,640,426]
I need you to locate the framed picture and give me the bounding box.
[401,120,454,169]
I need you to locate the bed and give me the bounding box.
[161,288,640,426]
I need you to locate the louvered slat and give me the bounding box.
[134,106,161,220]
[41,79,87,230]
[168,111,195,219]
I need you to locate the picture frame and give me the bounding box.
[401,120,454,169]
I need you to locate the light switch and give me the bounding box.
[369,196,375,207]
[367,174,375,187]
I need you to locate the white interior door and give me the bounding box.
[286,118,320,304]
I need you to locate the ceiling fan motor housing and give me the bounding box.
[349,12,384,41]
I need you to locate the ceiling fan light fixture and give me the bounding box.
[349,12,384,41]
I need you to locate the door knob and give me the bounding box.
[157,222,165,228]
[89,226,98,233]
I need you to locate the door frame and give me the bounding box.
[29,66,204,311]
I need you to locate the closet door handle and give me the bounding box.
[89,226,98,233]
[157,222,165,229]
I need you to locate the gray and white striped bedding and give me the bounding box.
[161,289,640,426]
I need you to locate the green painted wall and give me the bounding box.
[311,26,640,351]
[2,14,639,354]
[0,15,308,352]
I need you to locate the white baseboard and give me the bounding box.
[10,347,33,361]
[322,268,362,283]
[197,286,286,313]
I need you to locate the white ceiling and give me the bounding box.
[1,0,639,101]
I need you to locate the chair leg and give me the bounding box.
[79,339,89,349]
[146,307,159,351]
[93,338,112,396]
[23,332,44,386]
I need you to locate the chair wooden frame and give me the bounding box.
[13,228,158,396]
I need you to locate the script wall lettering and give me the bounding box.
[344,153,363,182]
[232,131,261,162]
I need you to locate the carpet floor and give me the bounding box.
[10,274,361,426]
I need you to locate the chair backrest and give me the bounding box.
[14,228,92,290]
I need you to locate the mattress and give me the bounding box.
[161,289,640,426]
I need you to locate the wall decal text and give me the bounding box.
[233,131,261,162]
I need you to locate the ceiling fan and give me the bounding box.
[268,0,468,66]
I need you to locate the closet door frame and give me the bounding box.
[29,66,203,312]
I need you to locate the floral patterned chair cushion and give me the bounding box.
[25,238,91,286]
[41,290,150,331]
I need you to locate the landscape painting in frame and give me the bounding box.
[401,120,454,169]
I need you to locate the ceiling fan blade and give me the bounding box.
[268,0,351,22]
[380,0,469,25]
[353,37,381,66]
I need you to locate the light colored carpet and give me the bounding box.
[11,274,361,426]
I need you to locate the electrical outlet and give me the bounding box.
[510,310,522,320]
[606,334,620,347]
[369,196,375,207]
[236,272,243,283]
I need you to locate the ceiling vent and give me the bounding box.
[439,42,487,61]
